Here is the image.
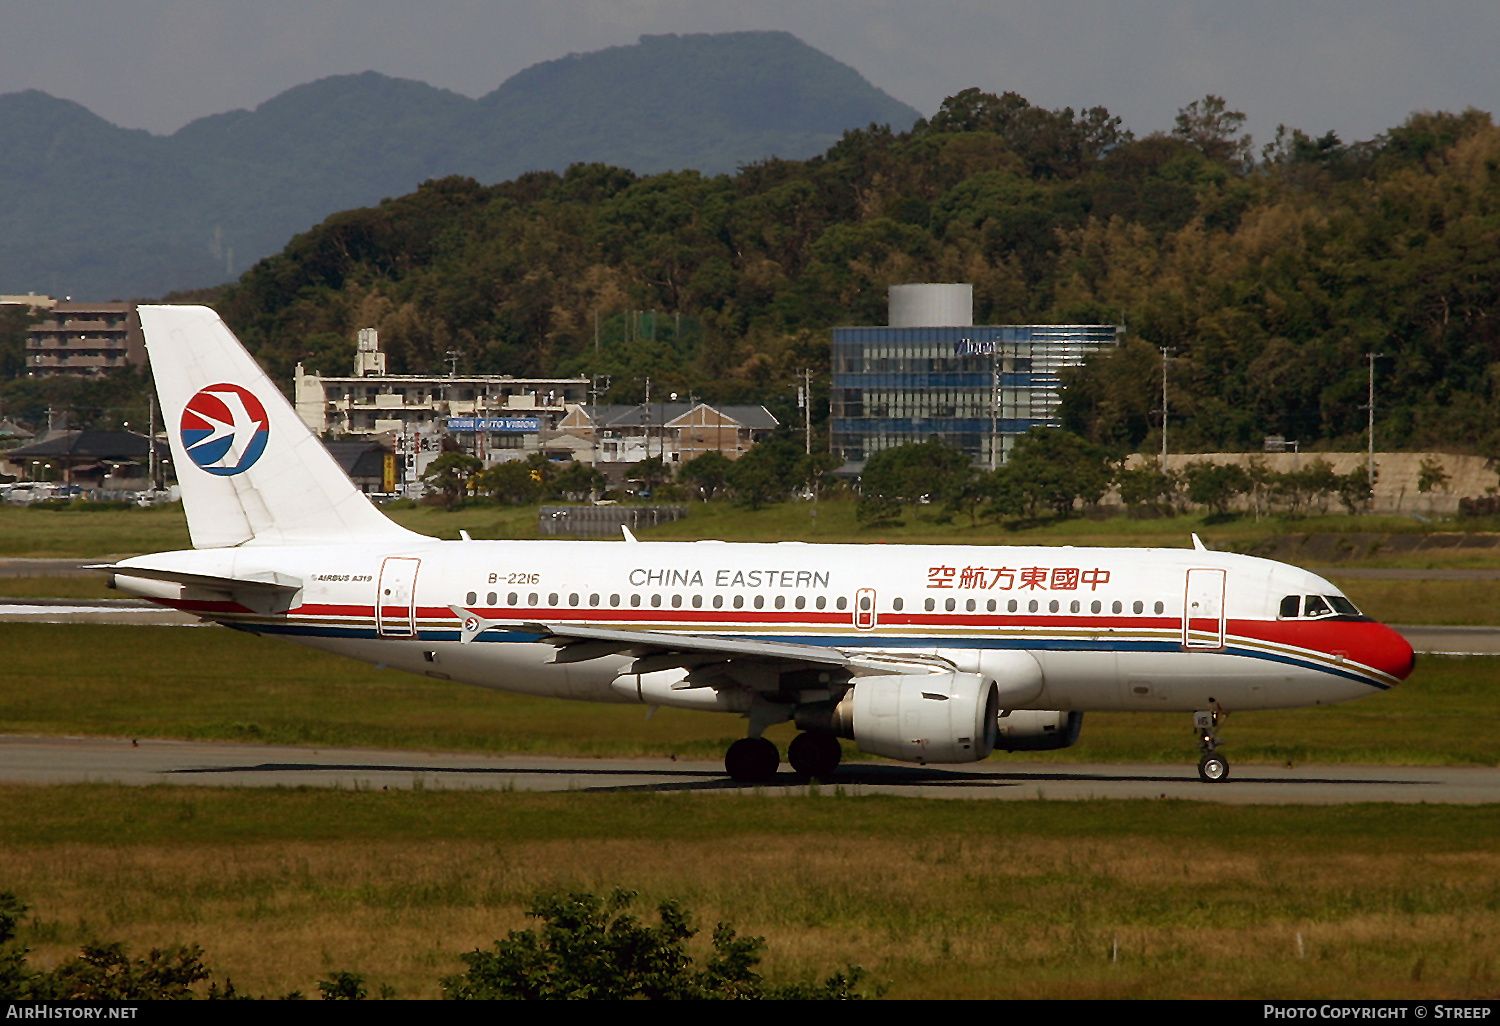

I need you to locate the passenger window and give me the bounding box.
[733,596,744,609]
[1154,601,1164,614]
[1132,601,1143,614]
[987,599,996,612]
[1070,600,1081,613]
[816,596,826,610]
[713,595,724,609]
[1280,595,1300,618]
[610,594,620,606]
[568,593,579,606]
[487,592,497,605]
[1008,600,1018,613]
[651,595,662,607]
[837,597,848,611]
[1112,601,1122,614]
[754,596,765,609]
[892,597,903,611]
[1091,601,1101,613]
[548,593,558,606]
[590,594,600,607]
[528,593,539,606]
[945,598,956,612]
[1028,600,1039,613]
[466,591,476,605]
[692,595,703,608]
[1048,600,1059,613]
[775,596,786,609]
[925,598,936,612]
[630,594,641,607]
[966,599,976,612]
[508,592,518,605]
[670,595,682,608]
[795,596,805,610]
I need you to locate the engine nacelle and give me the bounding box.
[994,710,1084,751]
[835,672,1000,764]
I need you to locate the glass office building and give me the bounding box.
[830,323,1123,471]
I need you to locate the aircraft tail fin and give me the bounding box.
[139,305,423,549]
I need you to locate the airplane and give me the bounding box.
[98,306,1416,785]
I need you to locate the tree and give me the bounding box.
[549,460,604,501]
[1115,465,1179,516]
[727,437,805,509]
[1002,428,1115,518]
[1183,460,1251,517]
[1173,94,1252,165]
[679,450,733,500]
[441,889,868,1001]
[474,460,544,506]
[857,437,973,525]
[628,455,673,494]
[421,451,482,508]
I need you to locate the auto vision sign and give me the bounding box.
[446,417,541,432]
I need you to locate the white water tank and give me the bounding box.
[889,283,973,327]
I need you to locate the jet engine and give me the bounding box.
[813,672,1001,764]
[994,710,1084,751]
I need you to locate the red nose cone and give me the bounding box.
[1358,622,1416,681]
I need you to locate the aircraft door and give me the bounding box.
[1183,568,1226,649]
[377,556,421,637]
[854,588,877,630]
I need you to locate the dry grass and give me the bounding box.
[4,795,1500,1000]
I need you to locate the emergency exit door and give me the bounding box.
[1183,568,1226,649]
[377,557,421,637]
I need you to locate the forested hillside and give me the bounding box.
[215,90,1500,456]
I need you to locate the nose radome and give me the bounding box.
[1360,622,1416,681]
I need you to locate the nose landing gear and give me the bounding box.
[1195,709,1229,783]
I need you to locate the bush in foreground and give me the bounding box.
[442,889,873,1000]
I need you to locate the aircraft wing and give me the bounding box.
[447,605,856,671]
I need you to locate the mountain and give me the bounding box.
[0,32,920,302]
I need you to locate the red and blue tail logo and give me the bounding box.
[181,384,270,476]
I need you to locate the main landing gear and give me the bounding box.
[724,732,843,784]
[1194,708,1229,783]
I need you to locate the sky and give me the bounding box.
[4,0,1498,151]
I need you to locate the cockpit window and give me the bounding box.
[1280,593,1361,619]
[1302,595,1333,617]
[1328,595,1361,616]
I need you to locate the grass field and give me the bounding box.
[3,788,1498,999]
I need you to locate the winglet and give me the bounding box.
[1191,533,1208,551]
[621,525,638,543]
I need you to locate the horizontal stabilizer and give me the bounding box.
[96,564,303,614]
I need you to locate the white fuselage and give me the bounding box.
[113,537,1413,715]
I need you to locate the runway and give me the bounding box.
[1,734,1495,803]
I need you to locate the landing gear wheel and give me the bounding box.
[787,732,842,780]
[1198,753,1230,783]
[725,737,780,783]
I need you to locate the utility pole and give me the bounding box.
[989,344,999,472]
[1366,351,1383,511]
[147,393,157,488]
[1158,347,1173,473]
[800,368,812,455]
